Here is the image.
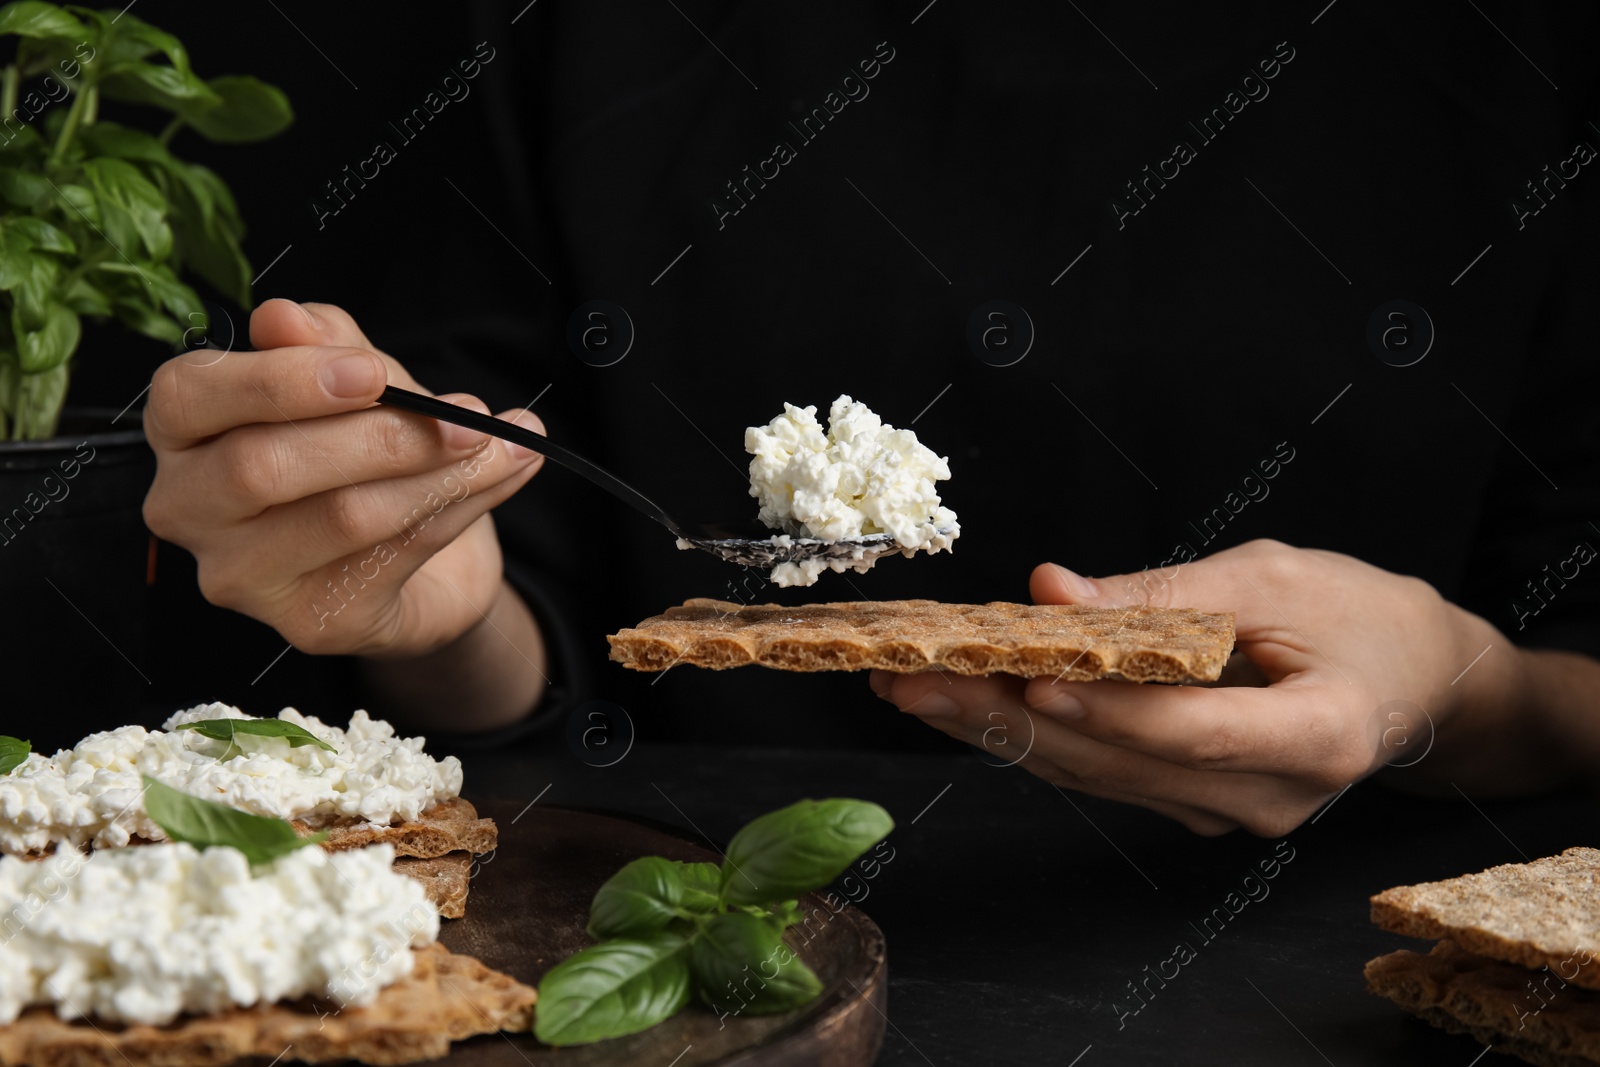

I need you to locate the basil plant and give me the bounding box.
[0,1,291,440]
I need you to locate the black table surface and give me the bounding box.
[461,741,1594,1067]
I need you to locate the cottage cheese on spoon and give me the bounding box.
[745,395,959,586]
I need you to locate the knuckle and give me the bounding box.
[195,559,249,612]
[368,411,433,466]
[1188,718,1243,769]
[1239,807,1306,839]
[216,429,285,504]
[1400,572,1443,608]
[323,489,386,549]
[1238,538,1305,588]
[303,303,358,335]
[1185,813,1238,837]
[141,478,193,543]
[141,487,173,541]
[1325,742,1376,791]
[284,617,342,655]
[1241,537,1293,557]
[1302,707,1370,790]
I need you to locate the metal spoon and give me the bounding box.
[377,386,941,568]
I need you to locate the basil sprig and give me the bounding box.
[141,775,325,865]
[176,717,336,755]
[0,735,29,775]
[535,798,892,1046]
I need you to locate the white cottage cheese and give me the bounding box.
[0,841,437,1025]
[744,395,959,586]
[0,704,463,854]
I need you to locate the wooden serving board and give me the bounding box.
[437,801,888,1067]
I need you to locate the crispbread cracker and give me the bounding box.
[296,798,498,860]
[1365,939,1600,1067]
[608,598,1235,681]
[1371,848,1600,990]
[394,853,472,919]
[0,943,534,1067]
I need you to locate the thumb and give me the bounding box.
[1029,560,1192,610]
[1030,541,1287,629]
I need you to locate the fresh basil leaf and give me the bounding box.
[91,8,191,73]
[764,898,804,932]
[689,912,822,1015]
[175,717,336,752]
[0,122,43,158]
[0,225,40,287]
[8,252,59,333]
[676,861,722,913]
[98,62,220,112]
[140,775,325,864]
[167,161,250,307]
[109,287,183,344]
[0,735,30,775]
[46,181,95,223]
[76,122,178,168]
[13,302,78,372]
[587,856,686,939]
[61,275,110,316]
[534,933,691,1046]
[84,158,170,261]
[0,1,86,40]
[178,161,240,229]
[0,167,48,209]
[721,799,893,907]
[7,217,74,254]
[181,76,293,144]
[140,261,202,323]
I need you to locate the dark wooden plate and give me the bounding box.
[437,801,888,1067]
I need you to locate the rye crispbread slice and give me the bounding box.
[0,943,534,1067]
[1366,939,1600,1067]
[1371,848,1600,990]
[294,797,498,860]
[394,853,472,919]
[607,598,1236,681]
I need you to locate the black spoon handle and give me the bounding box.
[377,385,684,537]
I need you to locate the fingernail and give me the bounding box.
[300,302,322,329]
[1033,687,1084,719]
[502,410,546,461]
[1053,563,1098,599]
[868,672,892,698]
[319,353,377,398]
[906,692,959,719]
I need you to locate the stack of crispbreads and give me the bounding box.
[292,796,498,919]
[1366,847,1600,1066]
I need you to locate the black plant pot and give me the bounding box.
[0,408,155,731]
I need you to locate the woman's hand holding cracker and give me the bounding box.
[873,540,1550,836]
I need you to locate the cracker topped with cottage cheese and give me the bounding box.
[743,395,960,586]
[0,704,464,856]
[0,841,437,1027]
[0,836,536,1064]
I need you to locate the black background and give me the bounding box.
[70,0,1595,750]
